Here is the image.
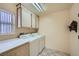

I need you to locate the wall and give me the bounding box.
[69,3,79,55]
[0,3,36,41]
[38,9,70,54]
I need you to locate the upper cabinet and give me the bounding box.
[35,15,39,29]
[16,4,22,28]
[31,12,39,29]
[22,6,31,27]
[16,3,39,29]
[32,13,36,28]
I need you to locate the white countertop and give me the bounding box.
[0,35,44,54]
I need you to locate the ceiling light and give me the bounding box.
[32,3,44,12]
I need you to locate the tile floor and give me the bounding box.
[39,48,70,56]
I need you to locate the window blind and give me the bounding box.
[0,10,15,34]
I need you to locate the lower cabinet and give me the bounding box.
[29,36,45,56]
[39,37,45,53]
[0,43,29,56]
[0,36,45,56]
[16,43,29,56]
[0,49,17,56]
[29,39,40,56]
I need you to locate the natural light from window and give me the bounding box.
[0,10,15,35]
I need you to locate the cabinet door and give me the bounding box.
[16,43,29,56]
[17,7,22,28]
[35,15,39,28]
[0,49,16,56]
[32,13,36,28]
[22,6,31,27]
[39,36,45,53]
[30,39,40,56]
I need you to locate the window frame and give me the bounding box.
[0,9,15,35]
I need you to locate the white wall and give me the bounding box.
[69,4,79,56]
[38,10,70,54]
[0,3,16,14]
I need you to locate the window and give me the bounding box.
[0,10,15,34]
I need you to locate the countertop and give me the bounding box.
[0,35,44,54]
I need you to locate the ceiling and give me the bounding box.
[0,3,73,16]
[22,3,40,15]
[22,3,73,16]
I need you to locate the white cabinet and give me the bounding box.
[32,14,39,28]
[35,15,39,28]
[0,43,29,56]
[16,4,32,28]
[32,13,39,28]
[16,4,39,29]
[39,36,45,53]
[29,36,45,56]
[16,43,29,56]
[0,35,45,56]
[0,49,17,56]
[17,8,21,27]
[29,39,40,56]
[22,6,31,27]
[32,13,36,28]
